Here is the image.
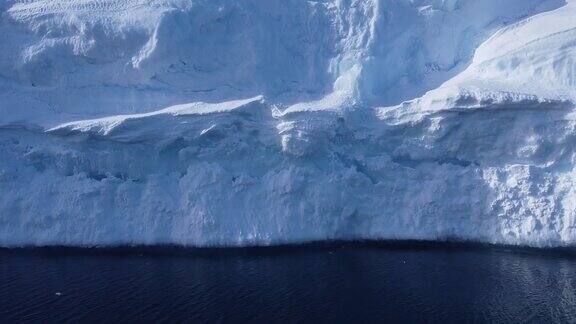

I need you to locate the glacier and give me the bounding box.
[0,0,575,247]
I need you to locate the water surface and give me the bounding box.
[1,243,575,322]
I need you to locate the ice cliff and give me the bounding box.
[0,0,575,247]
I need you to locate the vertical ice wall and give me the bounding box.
[0,0,575,247]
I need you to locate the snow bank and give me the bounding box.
[0,0,575,247]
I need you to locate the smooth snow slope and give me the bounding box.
[0,0,575,247]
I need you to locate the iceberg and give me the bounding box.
[0,0,575,247]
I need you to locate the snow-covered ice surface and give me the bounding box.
[1,0,575,247]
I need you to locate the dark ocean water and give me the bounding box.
[1,243,575,323]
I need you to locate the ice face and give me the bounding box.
[0,0,575,247]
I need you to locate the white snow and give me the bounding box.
[0,0,575,247]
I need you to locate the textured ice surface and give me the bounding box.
[0,0,575,247]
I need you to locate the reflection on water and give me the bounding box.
[0,244,575,322]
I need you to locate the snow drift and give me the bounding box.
[0,0,575,247]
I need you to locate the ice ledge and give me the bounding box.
[48,96,265,136]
